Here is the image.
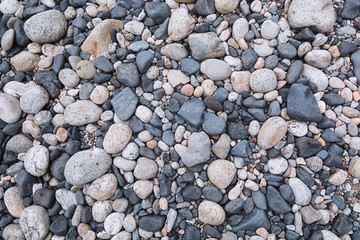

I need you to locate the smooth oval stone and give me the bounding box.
[257,117,287,149]
[64,100,102,126]
[19,206,50,240]
[0,93,22,123]
[198,200,226,226]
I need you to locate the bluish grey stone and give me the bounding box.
[180,58,200,76]
[136,51,153,73]
[162,130,175,146]
[252,190,267,210]
[178,99,205,127]
[287,83,322,122]
[242,48,258,68]
[111,87,139,121]
[129,41,149,52]
[202,113,226,136]
[145,2,171,24]
[231,140,251,157]
[286,60,303,84]
[116,63,140,87]
[268,101,281,116]
[194,0,215,16]
[278,43,297,59]
[181,132,210,168]
[138,215,166,232]
[94,56,114,73]
[232,208,271,231]
[350,50,360,83]
[266,186,291,214]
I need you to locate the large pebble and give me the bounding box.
[304,50,331,69]
[103,123,132,154]
[288,178,311,206]
[261,20,280,40]
[232,18,249,42]
[207,160,236,189]
[133,180,153,199]
[55,189,77,210]
[250,69,277,93]
[20,84,49,114]
[24,10,67,43]
[198,200,225,226]
[89,174,118,200]
[20,206,50,240]
[24,145,49,177]
[349,156,360,178]
[1,29,15,51]
[188,32,225,61]
[168,8,195,41]
[92,200,113,222]
[257,117,287,149]
[4,187,25,218]
[64,100,102,126]
[302,64,328,91]
[0,0,20,14]
[58,68,80,88]
[200,59,231,81]
[2,224,25,240]
[133,158,158,180]
[215,0,240,14]
[64,148,112,185]
[288,0,336,33]
[267,157,288,175]
[181,132,210,168]
[10,51,40,71]
[160,43,188,61]
[104,213,125,235]
[0,93,22,123]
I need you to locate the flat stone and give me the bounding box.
[59,68,80,88]
[104,213,125,235]
[198,201,225,226]
[188,32,225,61]
[266,186,291,214]
[2,224,25,240]
[64,148,112,185]
[295,137,322,157]
[288,0,336,33]
[200,59,231,81]
[232,208,270,231]
[161,43,188,61]
[133,180,153,199]
[181,132,210,168]
[211,134,231,159]
[64,100,102,126]
[207,160,236,189]
[138,215,166,232]
[215,0,240,13]
[329,169,348,186]
[232,18,249,42]
[349,156,360,178]
[167,70,190,87]
[304,50,332,69]
[55,189,76,210]
[267,157,288,175]
[257,117,287,149]
[288,178,312,206]
[231,71,251,93]
[300,206,322,224]
[287,83,322,122]
[24,10,67,43]
[116,63,140,87]
[111,87,138,121]
[81,20,123,57]
[178,99,205,127]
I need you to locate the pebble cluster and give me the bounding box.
[0,0,360,239]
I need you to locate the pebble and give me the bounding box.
[2,224,25,240]
[64,148,112,185]
[200,59,231,81]
[58,68,80,88]
[300,206,322,224]
[133,157,158,180]
[207,159,236,189]
[24,145,49,177]
[329,169,348,186]
[4,187,25,218]
[133,180,153,199]
[103,123,132,154]
[261,20,280,40]
[0,93,22,124]
[24,10,67,43]
[10,51,40,71]
[19,206,50,240]
[304,50,332,69]
[76,60,96,80]
[168,8,195,41]
[92,200,113,222]
[104,213,124,235]
[349,156,360,177]
[1,29,15,51]
[249,69,277,93]
[257,117,287,149]
[198,200,226,226]
[267,157,289,175]
[161,43,188,61]
[181,132,210,168]
[188,32,225,60]
[64,100,102,126]
[231,71,251,93]
[89,174,118,200]
[288,178,311,206]
[232,18,249,42]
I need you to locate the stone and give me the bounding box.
[300,206,321,224]
[266,186,291,214]
[296,137,322,157]
[49,215,68,236]
[232,18,249,42]
[198,201,226,226]
[76,60,96,80]
[55,189,76,210]
[349,156,360,178]
[20,84,49,114]
[181,132,210,168]
[124,21,144,35]
[138,215,166,232]
[212,134,231,159]
[33,188,55,209]
[207,160,236,189]
[92,200,113,222]
[133,157,158,180]
[181,58,200,76]
[195,0,216,16]
[116,63,140,87]
[253,39,274,57]
[178,99,205,127]
[10,51,40,71]
[231,71,251,93]
[215,0,240,14]
[64,100,102,126]
[188,32,225,61]
[288,0,336,33]
[59,69,80,88]
[111,87,139,121]
[342,0,360,19]
[122,215,136,232]
[261,20,280,40]
[278,43,297,59]
[321,230,341,240]
[287,120,308,137]
[287,83,322,122]
[0,0,20,14]
[161,43,188,61]
[145,2,171,24]
[24,145,49,177]
[306,156,323,172]
[329,169,348,186]
[81,20,123,57]
[90,85,110,105]
[304,50,332,69]
[267,157,288,175]
[257,117,287,149]
[24,10,67,43]
[200,59,231,81]
[89,174,118,200]
[288,178,311,206]
[167,70,190,87]
[168,8,195,41]
[133,180,153,199]
[104,213,125,235]
[136,51,153,74]
[231,140,252,157]
[19,206,50,240]
[2,224,25,240]
[6,134,33,154]
[250,69,277,93]
[0,93,22,124]
[4,187,25,218]
[232,208,270,231]
[1,29,15,51]
[64,148,112,185]
[202,113,226,136]
[103,123,132,154]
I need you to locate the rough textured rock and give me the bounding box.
[19,206,50,240]
[188,32,225,61]
[10,51,40,71]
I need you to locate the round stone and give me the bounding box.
[0,93,22,124]
[2,224,25,240]
[76,60,96,80]
[64,148,112,185]
[90,85,110,105]
[200,59,231,81]
[89,173,118,201]
[287,120,308,137]
[92,200,113,222]
[207,159,236,189]
[20,206,50,240]
[198,200,226,226]
[133,157,158,180]
[306,157,323,172]
[20,85,49,114]
[103,123,132,154]
[267,157,288,175]
[304,50,332,69]
[257,117,287,149]
[261,20,280,40]
[288,178,311,206]
[250,69,277,93]
[135,105,153,123]
[349,156,360,178]
[58,68,80,88]
[64,100,102,126]
[104,212,125,235]
[133,180,153,199]
[24,145,49,177]
[24,10,67,43]
[4,187,25,218]
[123,215,137,232]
